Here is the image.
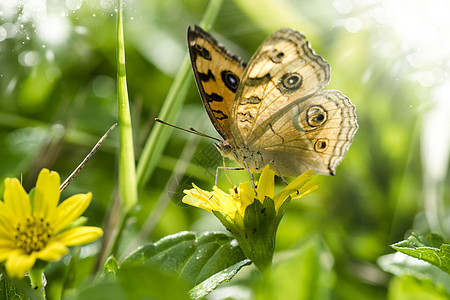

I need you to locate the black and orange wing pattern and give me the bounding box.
[188,25,246,141]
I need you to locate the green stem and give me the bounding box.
[260,265,272,282]
[110,210,129,256]
[253,258,273,278]
[28,268,46,300]
[136,0,224,188]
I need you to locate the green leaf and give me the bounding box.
[65,265,190,300]
[378,252,450,295]
[120,231,247,287]
[118,265,191,300]
[0,271,40,300]
[101,256,119,281]
[189,259,251,300]
[391,232,450,274]
[63,281,127,300]
[0,273,28,300]
[388,274,450,300]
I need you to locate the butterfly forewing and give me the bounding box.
[188,26,246,141]
[230,28,331,144]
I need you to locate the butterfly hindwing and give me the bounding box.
[188,26,246,140]
[254,90,358,175]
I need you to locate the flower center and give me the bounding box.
[14,216,54,254]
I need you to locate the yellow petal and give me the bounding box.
[0,202,15,236]
[36,242,68,261]
[0,248,14,262]
[53,226,103,246]
[33,169,60,220]
[273,170,315,211]
[291,181,319,199]
[238,181,255,207]
[211,186,240,216]
[182,184,215,212]
[0,236,14,248]
[256,165,275,202]
[5,250,37,278]
[3,178,31,221]
[0,248,15,262]
[53,193,92,232]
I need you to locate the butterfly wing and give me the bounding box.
[230,28,331,144]
[255,90,358,176]
[188,25,247,140]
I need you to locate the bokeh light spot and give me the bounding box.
[0,26,7,42]
[345,17,362,33]
[333,0,352,14]
[93,75,115,98]
[46,66,61,82]
[18,51,41,67]
[65,0,82,11]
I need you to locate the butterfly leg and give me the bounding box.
[215,166,244,187]
[243,159,257,193]
[269,161,300,195]
[271,160,289,185]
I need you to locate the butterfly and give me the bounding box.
[187,25,358,181]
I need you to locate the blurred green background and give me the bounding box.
[1,0,449,299]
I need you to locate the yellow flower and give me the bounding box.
[0,168,103,278]
[182,165,318,219]
[182,165,318,273]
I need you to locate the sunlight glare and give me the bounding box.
[421,81,450,180]
[36,14,70,45]
[376,0,450,78]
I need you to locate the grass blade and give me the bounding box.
[117,0,137,212]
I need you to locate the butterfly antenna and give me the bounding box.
[188,126,205,135]
[155,118,222,142]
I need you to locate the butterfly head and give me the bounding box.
[215,141,233,158]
